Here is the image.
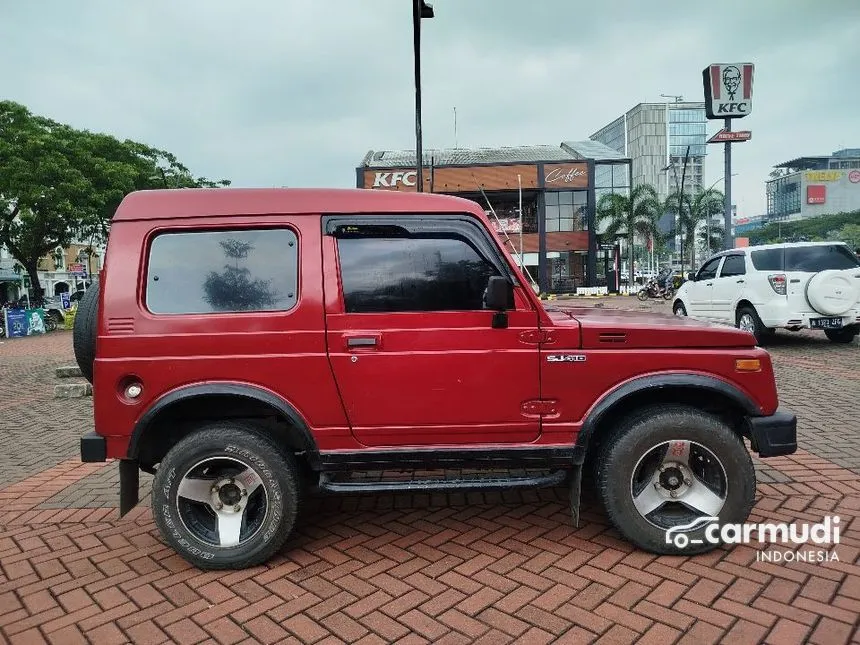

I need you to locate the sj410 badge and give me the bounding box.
[546,354,587,362]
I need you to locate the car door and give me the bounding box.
[687,257,723,317]
[710,254,746,322]
[323,216,541,447]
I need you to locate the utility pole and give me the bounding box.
[412,1,434,193]
[723,116,733,250]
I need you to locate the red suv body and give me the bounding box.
[78,188,796,569]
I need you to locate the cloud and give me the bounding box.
[1,0,858,216]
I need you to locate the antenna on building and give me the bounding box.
[660,94,684,103]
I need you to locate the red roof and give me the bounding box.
[112,188,482,222]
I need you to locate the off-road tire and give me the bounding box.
[596,405,756,555]
[825,324,859,344]
[152,422,300,569]
[73,281,99,383]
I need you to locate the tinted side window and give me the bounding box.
[146,229,298,314]
[337,235,501,313]
[785,245,860,271]
[719,255,746,277]
[750,249,783,271]
[697,257,722,280]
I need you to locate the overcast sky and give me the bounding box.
[2,1,858,217]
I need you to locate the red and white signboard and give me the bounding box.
[707,129,752,143]
[807,185,826,205]
[489,217,522,234]
[849,170,860,184]
[703,63,754,119]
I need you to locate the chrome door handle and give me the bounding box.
[347,337,377,348]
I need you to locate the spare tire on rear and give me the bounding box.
[73,281,99,384]
[806,270,859,316]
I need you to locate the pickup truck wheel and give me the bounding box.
[824,324,859,344]
[597,406,755,555]
[151,422,299,569]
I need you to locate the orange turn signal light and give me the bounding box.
[735,359,761,372]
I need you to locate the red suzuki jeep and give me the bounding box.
[76,188,796,569]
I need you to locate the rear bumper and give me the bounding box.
[747,408,797,457]
[81,432,107,462]
[760,309,860,330]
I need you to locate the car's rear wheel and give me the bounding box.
[152,422,300,569]
[736,305,767,344]
[825,324,859,344]
[596,405,755,555]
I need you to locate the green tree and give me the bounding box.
[665,188,724,272]
[596,184,662,285]
[0,101,229,301]
[831,223,860,250]
[748,211,859,245]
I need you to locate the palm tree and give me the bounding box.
[665,188,724,272]
[596,184,662,286]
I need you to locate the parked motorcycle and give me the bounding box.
[637,277,674,301]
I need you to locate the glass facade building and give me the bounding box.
[591,102,708,259]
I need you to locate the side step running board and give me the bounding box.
[318,469,567,494]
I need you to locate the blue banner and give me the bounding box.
[3,308,47,337]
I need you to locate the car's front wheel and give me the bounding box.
[825,324,859,344]
[673,301,687,316]
[152,422,300,569]
[596,405,755,555]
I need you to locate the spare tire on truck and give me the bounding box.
[73,281,99,384]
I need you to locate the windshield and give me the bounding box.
[750,245,860,272]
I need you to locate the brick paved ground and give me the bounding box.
[1,308,858,644]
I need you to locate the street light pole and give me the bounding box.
[413,0,434,193]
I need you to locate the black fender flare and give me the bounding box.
[574,373,761,457]
[127,382,319,463]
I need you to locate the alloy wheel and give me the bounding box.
[629,439,727,530]
[175,456,269,548]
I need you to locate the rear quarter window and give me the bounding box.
[146,228,298,314]
[751,245,860,272]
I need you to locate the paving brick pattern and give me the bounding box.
[1,305,859,644]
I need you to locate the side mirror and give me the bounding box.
[687,272,697,281]
[485,276,514,311]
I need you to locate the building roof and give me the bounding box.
[360,145,578,168]
[561,140,627,160]
[774,148,860,169]
[360,142,628,168]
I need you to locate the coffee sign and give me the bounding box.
[543,163,588,188]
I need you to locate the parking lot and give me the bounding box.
[1,299,858,645]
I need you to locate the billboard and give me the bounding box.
[806,185,826,205]
[703,63,754,119]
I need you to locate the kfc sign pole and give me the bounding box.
[703,63,754,250]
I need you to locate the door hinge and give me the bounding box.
[521,399,560,418]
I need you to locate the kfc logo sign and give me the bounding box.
[373,171,417,188]
[703,63,754,119]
